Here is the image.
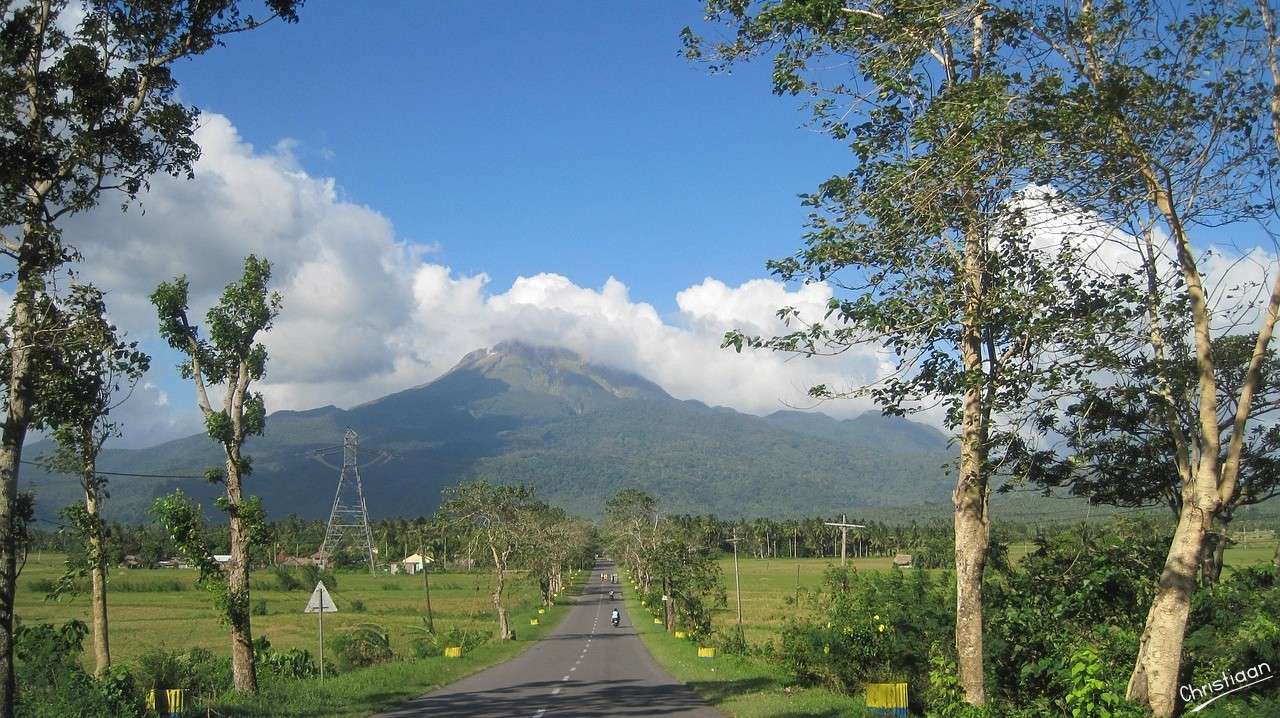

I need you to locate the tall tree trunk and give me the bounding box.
[1127,501,1210,716]
[663,576,675,632]
[491,548,512,640]
[83,463,110,676]
[953,223,990,706]
[0,250,45,718]
[224,452,257,693]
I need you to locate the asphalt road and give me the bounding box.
[376,560,723,717]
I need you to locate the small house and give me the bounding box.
[394,553,433,575]
[892,553,914,568]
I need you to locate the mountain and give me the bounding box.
[764,409,951,453]
[20,341,956,522]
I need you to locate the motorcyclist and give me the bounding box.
[611,608,620,627]
[608,590,615,600]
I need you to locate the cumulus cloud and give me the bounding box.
[44,114,1280,450]
[53,114,887,445]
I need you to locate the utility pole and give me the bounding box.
[824,514,866,567]
[420,539,435,633]
[728,527,743,632]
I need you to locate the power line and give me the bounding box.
[19,460,203,480]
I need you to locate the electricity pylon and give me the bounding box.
[319,429,375,572]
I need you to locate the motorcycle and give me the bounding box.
[611,612,621,628]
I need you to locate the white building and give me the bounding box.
[393,553,433,575]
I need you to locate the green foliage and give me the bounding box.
[1063,648,1143,718]
[1186,567,1280,697]
[251,598,269,616]
[134,646,231,701]
[149,490,251,632]
[778,566,950,709]
[253,636,326,680]
[408,623,489,659]
[606,489,725,638]
[300,564,337,591]
[331,623,394,671]
[14,620,142,717]
[985,520,1168,708]
[926,643,987,718]
[272,565,303,591]
[350,598,367,613]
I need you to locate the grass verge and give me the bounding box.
[214,572,586,717]
[621,580,870,718]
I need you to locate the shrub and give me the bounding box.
[408,622,488,659]
[301,564,337,591]
[350,598,366,613]
[1062,647,1143,718]
[253,636,326,679]
[1185,567,1280,706]
[251,598,268,616]
[15,620,142,718]
[272,565,302,591]
[134,646,231,703]
[332,623,393,670]
[778,566,950,709]
[113,579,186,592]
[985,519,1169,709]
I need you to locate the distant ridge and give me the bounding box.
[20,341,955,521]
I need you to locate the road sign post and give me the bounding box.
[304,580,338,680]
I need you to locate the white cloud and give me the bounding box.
[43,115,1280,449]
[54,114,887,444]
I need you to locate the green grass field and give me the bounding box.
[16,554,582,716]
[16,553,549,663]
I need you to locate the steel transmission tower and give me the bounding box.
[320,429,375,572]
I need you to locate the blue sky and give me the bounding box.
[168,2,843,316]
[43,1,885,447]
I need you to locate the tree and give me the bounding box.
[150,255,282,693]
[0,2,300,712]
[36,284,148,676]
[439,481,542,641]
[604,488,659,593]
[1019,334,1280,584]
[604,490,724,636]
[1015,2,1277,712]
[686,1,1113,704]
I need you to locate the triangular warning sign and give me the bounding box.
[304,581,337,613]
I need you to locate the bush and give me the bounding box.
[778,566,950,710]
[331,623,393,670]
[134,646,231,703]
[301,564,337,591]
[15,620,142,718]
[272,565,302,591]
[1185,567,1280,705]
[350,598,366,613]
[251,598,268,616]
[253,636,328,679]
[408,622,489,659]
[985,519,1169,709]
